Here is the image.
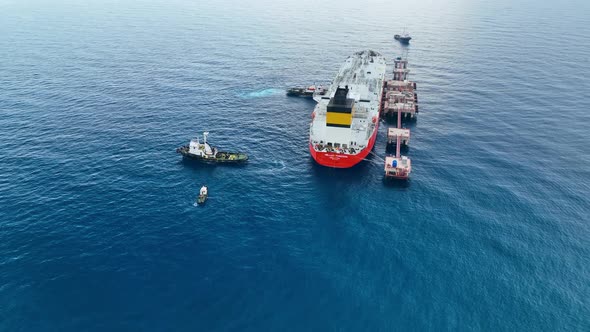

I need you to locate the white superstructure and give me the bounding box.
[188,132,216,157]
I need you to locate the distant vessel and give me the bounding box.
[177,132,248,163]
[287,85,327,98]
[394,33,412,44]
[309,50,386,168]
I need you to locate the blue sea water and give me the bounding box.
[1,0,590,330]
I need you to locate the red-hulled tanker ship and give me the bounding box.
[309,50,386,168]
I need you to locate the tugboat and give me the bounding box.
[394,33,412,44]
[197,185,208,205]
[177,132,248,163]
[286,85,327,98]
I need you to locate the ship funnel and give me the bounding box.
[333,86,349,104]
[326,86,354,128]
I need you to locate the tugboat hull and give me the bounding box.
[286,89,313,98]
[197,194,207,205]
[394,34,412,44]
[286,86,327,98]
[177,146,248,163]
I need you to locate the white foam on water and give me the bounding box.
[241,88,283,99]
[253,159,286,175]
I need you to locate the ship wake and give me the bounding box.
[240,88,283,99]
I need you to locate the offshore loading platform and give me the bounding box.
[381,57,417,180]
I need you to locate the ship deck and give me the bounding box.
[310,50,386,153]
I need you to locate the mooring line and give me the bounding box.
[369,150,386,163]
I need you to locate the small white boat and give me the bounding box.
[197,185,208,205]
